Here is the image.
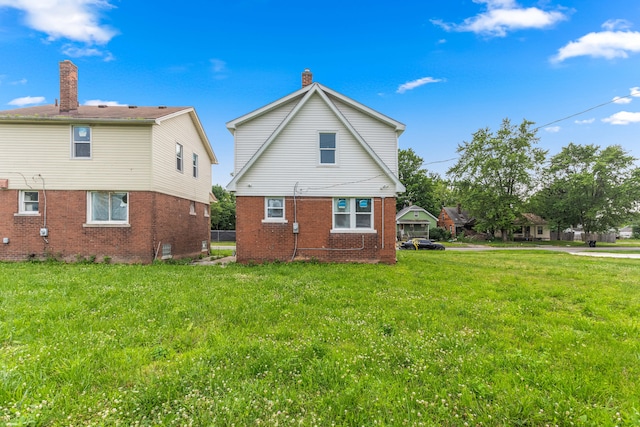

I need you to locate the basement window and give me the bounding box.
[19,190,39,214]
[162,243,172,259]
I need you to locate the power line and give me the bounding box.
[420,91,637,168]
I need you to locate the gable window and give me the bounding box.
[19,191,39,214]
[264,197,285,221]
[333,198,373,230]
[72,125,91,158]
[319,132,336,165]
[88,191,128,224]
[176,143,184,172]
[192,153,199,178]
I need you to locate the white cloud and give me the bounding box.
[0,0,118,44]
[62,44,114,61]
[210,59,229,80]
[613,96,632,104]
[602,19,632,31]
[431,0,567,37]
[397,77,444,94]
[552,29,640,62]
[544,126,561,133]
[631,87,640,97]
[575,118,595,124]
[84,99,127,106]
[602,111,640,125]
[8,96,45,106]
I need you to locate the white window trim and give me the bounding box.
[331,197,375,233]
[262,197,287,223]
[192,152,199,178]
[176,143,184,173]
[18,190,40,215]
[85,191,129,226]
[189,201,196,216]
[71,125,92,159]
[318,131,338,166]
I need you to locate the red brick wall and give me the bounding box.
[0,190,209,263]
[236,196,396,264]
[438,209,455,234]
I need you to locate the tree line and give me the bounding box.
[210,118,640,238]
[401,118,640,240]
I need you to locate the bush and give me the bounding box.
[429,227,451,241]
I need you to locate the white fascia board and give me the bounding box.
[226,84,314,132]
[226,85,318,191]
[156,108,217,164]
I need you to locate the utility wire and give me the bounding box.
[421,91,637,168]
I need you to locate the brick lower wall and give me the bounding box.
[0,190,209,263]
[236,196,396,264]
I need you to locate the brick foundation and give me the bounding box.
[0,190,209,263]
[236,196,396,264]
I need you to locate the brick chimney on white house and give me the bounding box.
[59,60,79,113]
[302,68,312,87]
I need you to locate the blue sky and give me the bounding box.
[1,0,639,186]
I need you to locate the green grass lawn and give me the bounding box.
[1,251,639,426]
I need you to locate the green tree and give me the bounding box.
[535,143,640,234]
[448,118,547,240]
[396,148,454,214]
[210,185,236,230]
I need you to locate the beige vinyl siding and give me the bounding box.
[233,99,298,173]
[331,97,399,174]
[0,123,152,190]
[151,112,212,204]
[234,94,392,197]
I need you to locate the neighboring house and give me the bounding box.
[396,205,438,240]
[226,69,405,264]
[494,213,551,241]
[438,205,474,236]
[0,60,217,263]
[618,226,633,239]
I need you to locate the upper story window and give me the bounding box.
[19,190,39,214]
[319,132,336,165]
[72,125,91,158]
[88,191,128,224]
[176,143,184,172]
[264,197,285,221]
[333,198,373,230]
[192,153,199,178]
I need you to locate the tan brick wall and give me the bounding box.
[0,190,209,263]
[236,196,396,264]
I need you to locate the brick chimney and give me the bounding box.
[302,68,312,87]
[59,60,78,113]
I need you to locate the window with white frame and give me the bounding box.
[537,226,543,235]
[176,143,183,172]
[88,191,128,224]
[72,125,91,158]
[19,190,39,214]
[333,198,373,230]
[265,197,285,220]
[192,153,199,178]
[190,201,196,215]
[319,132,336,165]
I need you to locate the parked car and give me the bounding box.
[399,238,445,250]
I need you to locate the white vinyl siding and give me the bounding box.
[331,98,399,174]
[0,123,152,190]
[233,94,391,196]
[151,112,212,204]
[233,98,299,173]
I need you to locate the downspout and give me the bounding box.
[381,197,385,249]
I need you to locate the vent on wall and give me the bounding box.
[162,243,172,259]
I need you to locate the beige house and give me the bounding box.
[0,60,217,263]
